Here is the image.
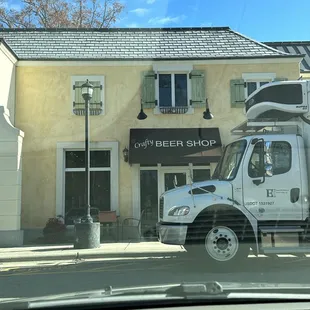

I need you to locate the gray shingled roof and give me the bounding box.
[0,27,300,61]
[264,41,310,73]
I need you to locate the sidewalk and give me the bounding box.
[0,242,186,264]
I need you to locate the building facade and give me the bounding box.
[0,27,302,245]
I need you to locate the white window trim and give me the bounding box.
[56,141,119,217]
[242,73,276,81]
[153,64,193,72]
[153,71,194,115]
[71,75,105,116]
[242,73,276,99]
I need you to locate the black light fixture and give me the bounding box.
[123,147,129,162]
[203,98,213,120]
[81,79,94,100]
[137,99,147,120]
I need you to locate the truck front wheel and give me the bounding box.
[204,225,247,262]
[185,224,250,266]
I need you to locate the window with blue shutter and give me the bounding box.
[72,78,103,116]
[143,69,207,114]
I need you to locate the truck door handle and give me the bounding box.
[290,188,300,203]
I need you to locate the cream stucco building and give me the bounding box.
[0,27,303,246]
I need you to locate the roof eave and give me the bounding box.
[0,26,231,32]
[0,38,19,60]
[16,55,304,61]
[263,41,310,45]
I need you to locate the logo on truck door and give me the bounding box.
[266,189,289,197]
[266,189,276,197]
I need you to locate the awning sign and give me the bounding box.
[129,128,222,165]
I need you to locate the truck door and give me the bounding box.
[242,136,303,221]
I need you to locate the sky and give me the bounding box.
[116,0,310,42]
[4,0,310,42]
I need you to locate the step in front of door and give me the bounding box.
[262,247,310,254]
[259,226,304,234]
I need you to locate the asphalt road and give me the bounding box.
[0,253,309,299]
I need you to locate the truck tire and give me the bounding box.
[185,223,250,268]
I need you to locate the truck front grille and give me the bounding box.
[159,197,164,219]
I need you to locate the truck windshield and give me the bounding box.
[212,140,247,181]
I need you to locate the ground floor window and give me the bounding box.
[65,171,111,211]
[140,170,158,238]
[192,169,211,182]
[64,150,111,224]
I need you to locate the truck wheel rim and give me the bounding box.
[205,226,239,262]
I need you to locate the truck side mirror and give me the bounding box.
[264,141,273,177]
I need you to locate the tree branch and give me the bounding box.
[0,0,125,28]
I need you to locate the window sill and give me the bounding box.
[153,106,194,115]
[73,109,104,116]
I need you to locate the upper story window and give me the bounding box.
[246,81,270,97]
[71,76,104,116]
[141,65,206,114]
[158,73,188,108]
[243,73,276,99]
[230,73,287,108]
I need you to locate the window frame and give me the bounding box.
[153,64,194,115]
[71,75,105,115]
[65,150,111,172]
[64,150,111,216]
[156,72,190,108]
[242,73,276,99]
[247,140,292,178]
[56,141,119,218]
[271,141,292,175]
[248,142,264,178]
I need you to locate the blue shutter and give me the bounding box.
[142,71,156,108]
[190,70,205,108]
[230,79,245,108]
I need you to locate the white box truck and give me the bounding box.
[157,80,310,265]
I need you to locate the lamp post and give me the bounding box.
[81,80,93,224]
[74,79,100,249]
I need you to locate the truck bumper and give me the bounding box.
[156,222,188,245]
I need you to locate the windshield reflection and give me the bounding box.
[212,140,247,181]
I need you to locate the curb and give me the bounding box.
[0,264,77,274]
[0,250,186,263]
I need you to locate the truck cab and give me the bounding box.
[157,80,310,264]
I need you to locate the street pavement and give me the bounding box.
[0,248,310,300]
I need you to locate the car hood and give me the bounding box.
[3,281,310,308]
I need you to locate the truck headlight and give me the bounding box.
[168,206,190,216]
